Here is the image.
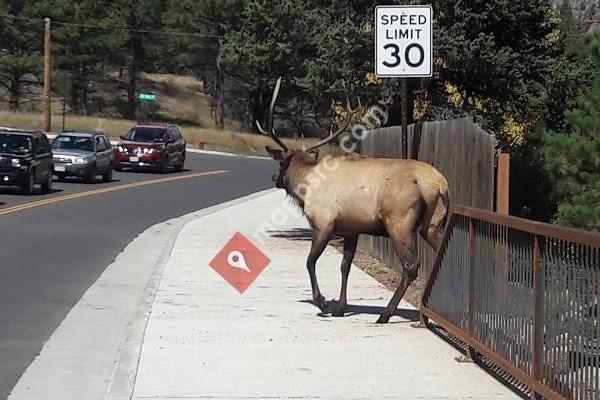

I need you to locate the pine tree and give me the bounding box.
[105,0,167,118]
[221,0,311,132]
[162,0,242,129]
[0,1,42,110]
[33,0,120,114]
[543,34,600,232]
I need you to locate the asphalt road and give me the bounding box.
[0,151,275,398]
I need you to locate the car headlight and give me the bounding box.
[146,148,155,154]
[73,158,87,164]
[11,158,20,167]
[117,146,126,153]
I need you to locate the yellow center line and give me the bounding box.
[0,170,228,217]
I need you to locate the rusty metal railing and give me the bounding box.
[421,206,600,400]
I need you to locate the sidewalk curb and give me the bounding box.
[105,188,276,400]
[186,148,270,160]
[7,189,276,400]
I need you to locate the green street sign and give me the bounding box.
[138,93,157,102]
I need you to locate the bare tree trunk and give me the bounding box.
[9,77,21,111]
[126,16,142,119]
[71,65,80,114]
[215,37,225,130]
[250,89,267,134]
[127,37,142,120]
[127,62,137,119]
[81,64,88,115]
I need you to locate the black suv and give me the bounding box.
[115,123,186,173]
[0,129,53,194]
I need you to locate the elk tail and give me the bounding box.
[439,185,450,229]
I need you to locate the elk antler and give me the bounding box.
[305,98,361,152]
[256,77,289,152]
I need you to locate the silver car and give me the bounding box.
[51,131,115,183]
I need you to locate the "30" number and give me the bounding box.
[382,43,425,68]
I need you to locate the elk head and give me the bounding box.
[257,77,359,190]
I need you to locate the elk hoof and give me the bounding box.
[313,295,326,311]
[375,314,390,324]
[332,307,346,317]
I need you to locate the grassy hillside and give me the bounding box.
[0,110,322,157]
[1,73,240,129]
[0,73,344,156]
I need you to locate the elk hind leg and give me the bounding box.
[376,219,419,324]
[332,235,358,317]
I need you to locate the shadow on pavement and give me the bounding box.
[299,299,420,322]
[268,228,313,241]
[55,177,122,185]
[0,187,64,196]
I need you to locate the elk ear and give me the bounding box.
[265,145,285,161]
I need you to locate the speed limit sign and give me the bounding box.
[375,5,432,77]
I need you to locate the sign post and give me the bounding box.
[375,5,433,159]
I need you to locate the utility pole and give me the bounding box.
[43,17,52,132]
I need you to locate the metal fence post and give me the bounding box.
[532,235,543,399]
[467,218,477,360]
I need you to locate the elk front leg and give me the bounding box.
[307,227,332,312]
[333,235,358,317]
[377,217,419,324]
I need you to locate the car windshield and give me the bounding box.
[125,128,166,143]
[52,136,94,152]
[0,133,32,155]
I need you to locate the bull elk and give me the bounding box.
[259,78,450,323]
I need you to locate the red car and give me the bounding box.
[115,123,186,173]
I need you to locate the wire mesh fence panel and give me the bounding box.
[422,206,600,400]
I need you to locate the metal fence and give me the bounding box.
[421,206,600,400]
[357,118,496,278]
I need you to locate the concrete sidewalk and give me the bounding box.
[126,190,516,400]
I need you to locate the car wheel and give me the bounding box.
[21,171,35,195]
[158,161,168,174]
[55,173,66,182]
[103,167,113,182]
[85,167,96,183]
[174,162,184,172]
[41,171,53,193]
[115,165,123,172]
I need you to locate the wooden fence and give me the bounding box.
[357,118,496,280]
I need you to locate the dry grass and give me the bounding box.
[140,72,203,92]
[0,110,322,156]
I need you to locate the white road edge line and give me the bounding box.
[46,133,271,160]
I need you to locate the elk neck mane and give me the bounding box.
[282,151,321,209]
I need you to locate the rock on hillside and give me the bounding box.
[555,0,600,30]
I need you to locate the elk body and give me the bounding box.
[260,78,450,323]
